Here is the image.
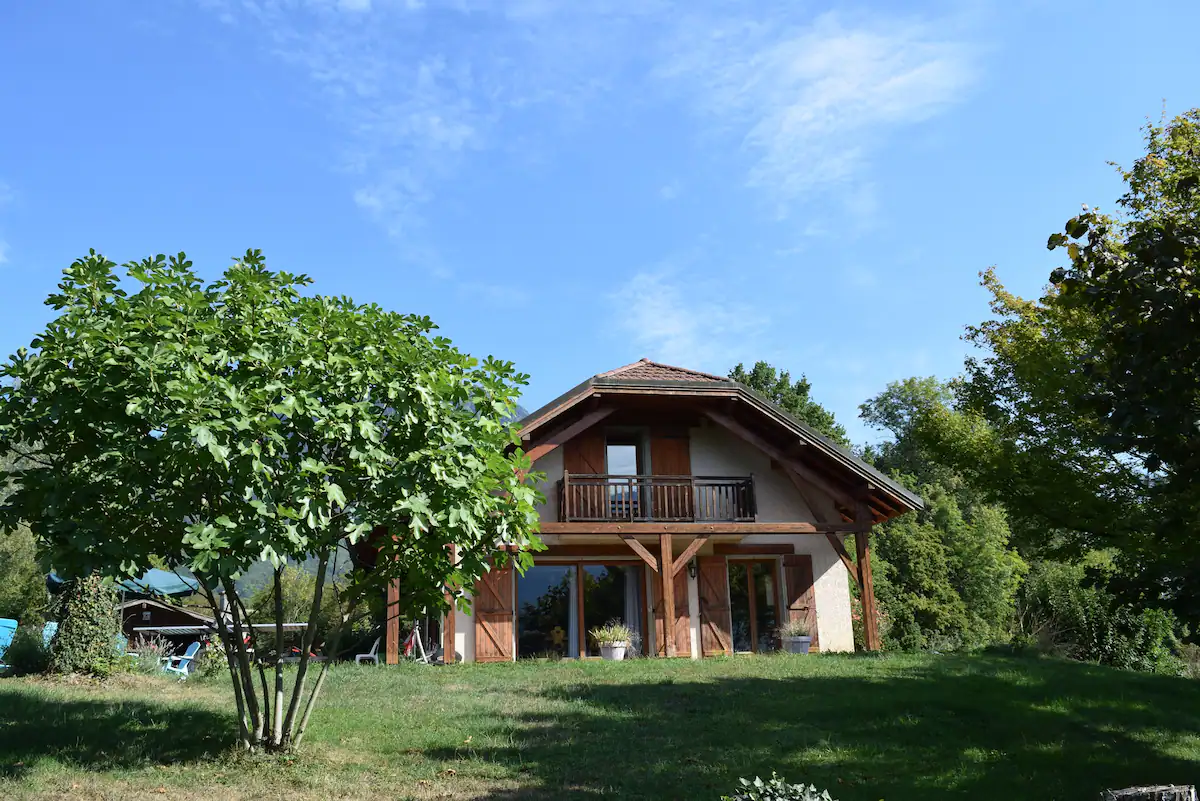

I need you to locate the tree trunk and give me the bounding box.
[283,551,329,744]
[272,567,286,748]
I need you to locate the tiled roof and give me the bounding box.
[595,358,732,383]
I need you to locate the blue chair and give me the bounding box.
[162,641,201,679]
[0,618,16,671]
[42,622,58,649]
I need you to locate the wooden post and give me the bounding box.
[385,575,401,665]
[442,544,457,664]
[854,530,880,651]
[659,532,676,657]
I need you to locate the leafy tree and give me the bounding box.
[0,250,542,752]
[47,573,121,676]
[1048,109,1200,623]
[0,525,43,621]
[861,379,1025,649]
[0,454,46,621]
[729,362,849,446]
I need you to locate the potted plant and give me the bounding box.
[779,618,813,655]
[589,620,634,661]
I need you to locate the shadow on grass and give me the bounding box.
[431,654,1200,801]
[0,684,234,781]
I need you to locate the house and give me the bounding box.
[119,598,215,647]
[390,359,922,663]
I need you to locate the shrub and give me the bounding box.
[589,620,635,646]
[3,625,50,676]
[192,637,228,680]
[778,618,811,638]
[47,573,121,677]
[1018,559,1184,675]
[722,773,836,801]
[130,634,174,676]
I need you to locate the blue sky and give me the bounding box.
[2,1,1198,444]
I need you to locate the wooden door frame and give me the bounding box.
[726,556,783,654]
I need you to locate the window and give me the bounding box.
[606,432,645,519]
[516,563,646,658]
[727,560,781,653]
[517,566,575,658]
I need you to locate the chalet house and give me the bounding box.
[428,359,921,663]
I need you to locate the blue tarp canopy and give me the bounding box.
[46,569,199,597]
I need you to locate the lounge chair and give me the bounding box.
[355,636,381,665]
[42,622,58,649]
[162,641,202,679]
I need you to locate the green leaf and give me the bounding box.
[326,482,347,507]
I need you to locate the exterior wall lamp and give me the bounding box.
[688,560,698,579]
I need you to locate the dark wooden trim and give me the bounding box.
[539,545,652,559]
[704,409,858,510]
[620,535,661,573]
[713,543,794,555]
[539,522,862,534]
[659,532,676,657]
[855,530,880,651]
[524,407,614,464]
[671,535,710,578]
[824,532,859,585]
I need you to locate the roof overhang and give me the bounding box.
[517,376,924,522]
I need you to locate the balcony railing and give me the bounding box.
[558,473,756,523]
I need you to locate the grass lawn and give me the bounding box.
[1,652,1198,800]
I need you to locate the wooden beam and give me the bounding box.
[659,532,676,657]
[620,535,660,573]
[704,410,857,509]
[713,543,794,555]
[824,532,859,586]
[524,407,614,464]
[855,530,880,651]
[539,521,863,534]
[671,535,710,578]
[385,576,401,665]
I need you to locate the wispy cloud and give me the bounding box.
[659,8,977,215]
[659,181,681,201]
[610,267,765,370]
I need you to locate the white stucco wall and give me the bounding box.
[531,447,562,522]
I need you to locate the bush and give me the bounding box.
[722,773,835,801]
[47,573,121,677]
[2,625,49,676]
[130,634,173,676]
[1018,559,1184,675]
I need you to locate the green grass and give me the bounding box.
[1,653,1198,800]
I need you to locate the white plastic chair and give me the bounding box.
[355,637,381,665]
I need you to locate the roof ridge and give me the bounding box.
[596,358,731,382]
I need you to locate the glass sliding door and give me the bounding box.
[727,560,781,653]
[517,565,576,659]
[580,564,644,656]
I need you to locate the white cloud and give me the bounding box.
[0,181,14,206]
[659,9,977,214]
[0,240,8,264]
[659,181,681,201]
[610,267,765,370]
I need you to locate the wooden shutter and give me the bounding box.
[651,568,691,656]
[697,556,733,656]
[474,564,514,662]
[563,426,606,519]
[783,554,820,652]
[650,427,693,520]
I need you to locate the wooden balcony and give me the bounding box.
[558,473,756,523]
